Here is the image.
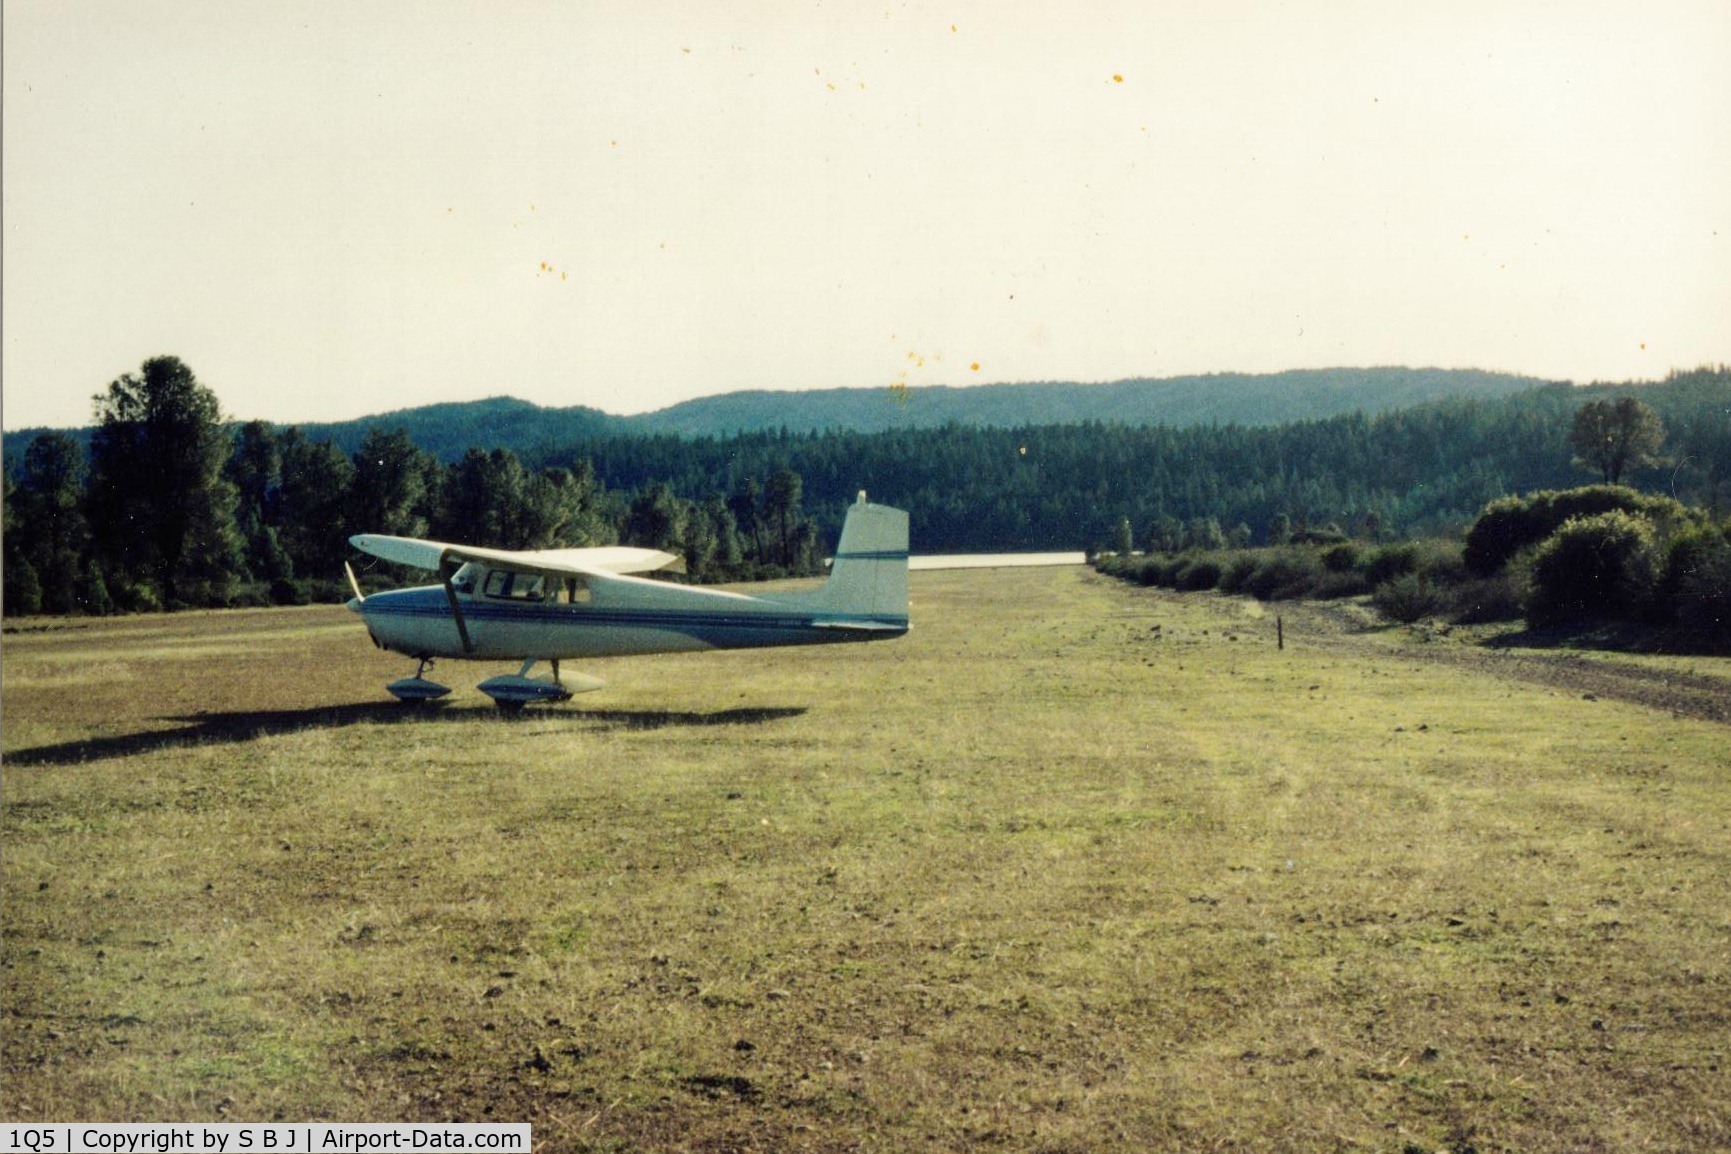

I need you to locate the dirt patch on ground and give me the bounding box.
[1271,597,1731,726]
[1426,647,1731,724]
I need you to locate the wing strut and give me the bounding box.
[440,560,475,654]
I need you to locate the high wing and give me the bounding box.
[351,534,687,580]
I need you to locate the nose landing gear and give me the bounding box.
[387,657,451,703]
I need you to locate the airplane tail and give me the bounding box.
[792,494,909,625]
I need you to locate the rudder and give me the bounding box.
[808,495,909,622]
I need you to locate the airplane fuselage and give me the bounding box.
[350,574,907,662]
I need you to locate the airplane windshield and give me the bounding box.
[450,562,482,595]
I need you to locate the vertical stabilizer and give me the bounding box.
[799,494,909,623]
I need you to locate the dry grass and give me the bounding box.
[4,572,1728,1151]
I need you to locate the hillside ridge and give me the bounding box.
[0,366,1552,463]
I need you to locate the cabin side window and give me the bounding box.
[481,570,550,601]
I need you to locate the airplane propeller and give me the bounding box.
[344,562,366,603]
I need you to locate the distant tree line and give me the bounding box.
[539,366,1731,554]
[3,357,827,615]
[6,357,1729,617]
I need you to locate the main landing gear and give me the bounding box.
[478,658,604,713]
[384,658,606,711]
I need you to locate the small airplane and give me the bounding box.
[346,493,909,710]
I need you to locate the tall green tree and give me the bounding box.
[86,356,243,606]
[10,433,90,613]
[1113,517,1135,555]
[696,494,744,578]
[1183,516,1226,552]
[763,469,804,568]
[729,478,765,560]
[1569,397,1665,484]
[621,482,688,553]
[3,474,43,614]
[1676,408,1731,515]
[348,428,439,539]
[535,461,615,548]
[228,420,293,584]
[228,420,281,527]
[1146,514,1183,554]
[435,450,615,549]
[438,448,530,546]
[277,429,355,581]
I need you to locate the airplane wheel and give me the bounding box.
[495,700,526,716]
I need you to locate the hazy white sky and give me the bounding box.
[4,0,1727,431]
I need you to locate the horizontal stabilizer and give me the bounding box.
[810,619,908,632]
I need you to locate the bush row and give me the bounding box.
[1462,485,1701,576]
[1095,539,1504,622]
[1097,487,1731,645]
[1523,513,1731,635]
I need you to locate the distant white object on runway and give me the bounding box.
[908,553,1087,570]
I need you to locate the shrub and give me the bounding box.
[1217,553,1261,595]
[6,558,43,616]
[1097,555,1184,589]
[1661,524,1731,642]
[270,577,313,606]
[1093,554,1137,581]
[1524,511,1661,627]
[1365,542,1421,587]
[1289,524,1349,546]
[110,579,162,614]
[227,583,274,609]
[1312,569,1371,600]
[1464,486,1695,576]
[1174,556,1224,592]
[76,562,115,616]
[1446,573,1527,624]
[1410,539,1468,586]
[1242,549,1323,600]
[1365,539,1465,587]
[1373,573,1444,623]
[303,577,353,605]
[1322,543,1362,573]
[1137,557,1181,587]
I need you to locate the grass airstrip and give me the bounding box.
[4,568,1728,1151]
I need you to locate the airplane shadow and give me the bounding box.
[4,702,809,768]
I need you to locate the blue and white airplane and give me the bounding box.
[346,494,909,710]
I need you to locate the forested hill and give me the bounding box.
[631,367,1547,437]
[294,396,620,463]
[1,366,1547,464]
[543,370,1731,553]
[293,367,1549,454]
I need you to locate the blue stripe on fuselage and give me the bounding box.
[358,586,907,640]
